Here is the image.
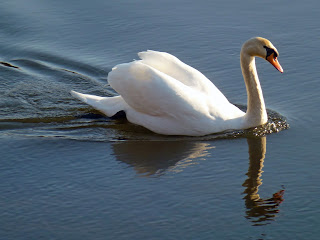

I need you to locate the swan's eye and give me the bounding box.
[263,46,277,59]
[273,51,278,58]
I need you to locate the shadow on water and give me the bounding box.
[243,137,285,226]
[112,136,285,226]
[112,141,213,176]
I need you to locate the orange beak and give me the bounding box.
[267,53,283,73]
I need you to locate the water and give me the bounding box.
[1,0,320,239]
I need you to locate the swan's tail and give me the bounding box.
[70,90,126,117]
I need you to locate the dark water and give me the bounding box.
[1,0,320,239]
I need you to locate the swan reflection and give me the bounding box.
[111,141,213,176]
[243,137,284,226]
[111,137,284,225]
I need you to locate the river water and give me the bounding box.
[1,0,319,239]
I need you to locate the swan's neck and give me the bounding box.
[241,53,268,128]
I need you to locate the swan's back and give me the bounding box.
[138,51,203,89]
[137,50,228,100]
[108,61,210,117]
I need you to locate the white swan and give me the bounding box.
[71,37,283,136]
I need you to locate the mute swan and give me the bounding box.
[71,37,283,136]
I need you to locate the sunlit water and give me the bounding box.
[0,105,289,141]
[1,0,320,239]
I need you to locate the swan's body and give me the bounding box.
[71,37,283,136]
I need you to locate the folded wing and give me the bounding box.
[108,61,210,118]
[138,50,226,99]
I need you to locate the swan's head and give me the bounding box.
[242,37,283,73]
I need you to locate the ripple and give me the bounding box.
[0,107,289,142]
[219,107,290,139]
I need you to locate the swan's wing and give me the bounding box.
[108,61,210,117]
[138,50,227,100]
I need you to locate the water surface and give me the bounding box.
[1,0,320,239]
